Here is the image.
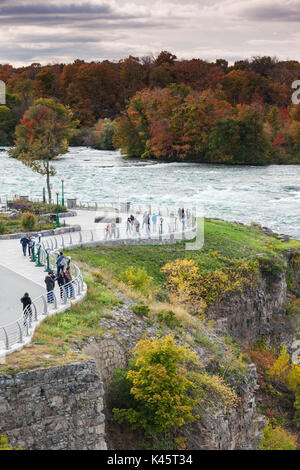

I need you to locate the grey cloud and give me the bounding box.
[243,3,300,22]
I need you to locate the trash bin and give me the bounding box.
[67,198,77,209]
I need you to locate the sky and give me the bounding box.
[1,0,300,66]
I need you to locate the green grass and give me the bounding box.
[66,218,300,288]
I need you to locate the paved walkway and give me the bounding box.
[0,265,44,325]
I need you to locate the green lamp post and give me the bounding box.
[56,191,60,228]
[45,248,51,272]
[30,240,36,262]
[61,178,65,207]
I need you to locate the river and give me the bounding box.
[1,146,299,239]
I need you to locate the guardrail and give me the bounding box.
[40,209,197,251]
[0,247,85,356]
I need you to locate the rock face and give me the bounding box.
[183,365,265,450]
[208,271,290,346]
[0,361,107,450]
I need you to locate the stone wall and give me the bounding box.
[0,361,107,450]
[85,337,127,387]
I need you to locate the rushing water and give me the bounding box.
[1,146,300,239]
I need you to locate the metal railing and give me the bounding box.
[40,210,197,251]
[0,247,85,355]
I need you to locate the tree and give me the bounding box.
[259,422,297,450]
[113,334,237,435]
[0,105,15,145]
[9,98,76,202]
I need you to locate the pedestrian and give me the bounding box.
[64,266,74,298]
[133,218,140,237]
[45,271,56,303]
[142,212,148,230]
[28,236,33,256]
[146,214,151,234]
[20,235,29,256]
[20,292,32,326]
[181,208,185,229]
[105,224,110,239]
[126,217,132,235]
[57,271,68,300]
[111,221,117,238]
[56,252,66,276]
[152,213,158,232]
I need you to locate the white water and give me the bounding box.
[1,147,299,239]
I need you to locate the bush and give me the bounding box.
[259,423,297,450]
[257,255,285,276]
[121,266,153,294]
[132,304,150,317]
[21,211,36,231]
[0,432,13,450]
[156,310,182,329]
[0,220,5,235]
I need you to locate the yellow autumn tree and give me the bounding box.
[268,345,300,428]
[113,334,238,434]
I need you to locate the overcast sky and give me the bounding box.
[1,0,300,66]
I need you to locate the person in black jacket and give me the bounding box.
[57,271,68,299]
[45,272,56,303]
[20,292,32,325]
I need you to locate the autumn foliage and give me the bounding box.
[2,53,300,163]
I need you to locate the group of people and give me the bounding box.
[20,235,34,256]
[20,251,74,325]
[126,214,141,236]
[44,252,73,303]
[104,221,120,239]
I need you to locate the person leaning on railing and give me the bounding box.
[64,266,74,298]
[44,271,56,303]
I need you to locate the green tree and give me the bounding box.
[9,98,76,202]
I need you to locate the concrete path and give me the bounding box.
[0,264,44,325]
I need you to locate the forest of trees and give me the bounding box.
[1,52,300,164]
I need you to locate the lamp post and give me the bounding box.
[56,191,60,228]
[61,178,65,207]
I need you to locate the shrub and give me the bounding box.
[0,432,13,450]
[162,257,258,307]
[257,255,285,276]
[21,211,36,231]
[132,304,150,317]
[0,220,5,235]
[259,423,297,450]
[156,310,182,329]
[121,266,153,294]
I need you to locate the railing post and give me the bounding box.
[16,321,23,344]
[3,327,9,350]
[42,295,48,315]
